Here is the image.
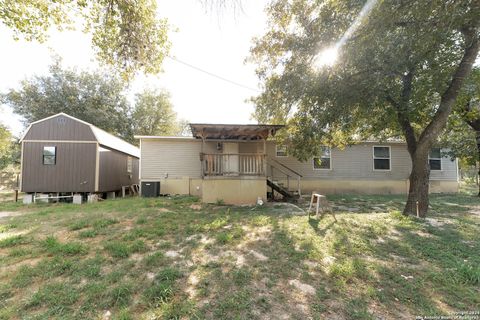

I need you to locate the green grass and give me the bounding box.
[0,191,479,319]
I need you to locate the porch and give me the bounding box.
[190,123,302,204]
[201,153,266,176]
[190,123,282,179]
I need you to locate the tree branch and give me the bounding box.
[419,29,480,147]
[386,71,418,155]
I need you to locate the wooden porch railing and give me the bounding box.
[202,153,266,176]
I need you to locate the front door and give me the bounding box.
[223,142,239,175]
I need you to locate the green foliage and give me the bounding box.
[250,1,479,159]
[41,236,87,256]
[0,0,170,78]
[104,239,146,258]
[453,262,480,285]
[2,58,134,142]
[132,88,184,136]
[104,241,131,258]
[0,124,19,170]
[2,194,480,318]
[0,235,26,248]
[250,0,480,215]
[144,252,165,268]
[143,267,182,305]
[442,67,480,166]
[108,283,133,307]
[27,282,79,310]
[1,59,183,143]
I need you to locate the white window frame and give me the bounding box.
[42,146,56,165]
[313,146,332,170]
[127,156,133,173]
[275,145,288,157]
[372,146,391,171]
[428,148,442,171]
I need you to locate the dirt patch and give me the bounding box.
[249,250,268,261]
[1,257,42,273]
[0,211,23,219]
[165,250,181,258]
[425,218,452,227]
[288,279,316,295]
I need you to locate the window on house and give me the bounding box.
[43,146,56,165]
[313,146,331,170]
[373,146,390,170]
[127,156,133,173]
[276,145,287,157]
[429,148,442,171]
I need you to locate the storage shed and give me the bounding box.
[20,113,139,198]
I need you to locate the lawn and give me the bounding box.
[0,191,479,319]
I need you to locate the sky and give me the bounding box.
[0,0,270,137]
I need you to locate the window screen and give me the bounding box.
[373,146,390,170]
[429,148,442,171]
[43,146,56,165]
[313,146,331,169]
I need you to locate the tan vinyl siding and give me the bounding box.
[430,157,458,181]
[139,139,457,183]
[266,142,457,181]
[98,148,140,192]
[141,139,202,180]
[21,142,96,192]
[239,141,264,153]
[23,116,96,141]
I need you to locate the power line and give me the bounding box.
[166,55,260,92]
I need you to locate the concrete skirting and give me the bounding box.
[139,178,204,197]
[143,177,267,205]
[272,179,458,195]
[201,178,266,205]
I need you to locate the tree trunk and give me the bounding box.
[404,151,430,217]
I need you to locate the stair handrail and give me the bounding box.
[267,157,303,178]
[267,157,302,196]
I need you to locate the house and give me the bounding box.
[20,113,139,202]
[136,124,458,205]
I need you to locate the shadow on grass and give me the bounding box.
[1,194,479,319]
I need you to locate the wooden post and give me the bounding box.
[201,133,205,178]
[263,137,267,176]
[297,176,301,197]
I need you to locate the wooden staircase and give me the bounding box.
[267,158,303,201]
[267,178,299,200]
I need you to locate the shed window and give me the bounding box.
[373,146,390,170]
[43,146,56,165]
[127,156,133,173]
[313,147,331,170]
[429,148,442,171]
[276,145,287,157]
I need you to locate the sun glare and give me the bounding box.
[314,47,338,68]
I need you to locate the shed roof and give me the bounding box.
[21,113,140,158]
[189,123,284,140]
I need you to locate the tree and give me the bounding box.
[250,0,480,217]
[442,67,480,195]
[0,125,19,170]
[132,89,182,136]
[1,58,134,142]
[0,0,170,79]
